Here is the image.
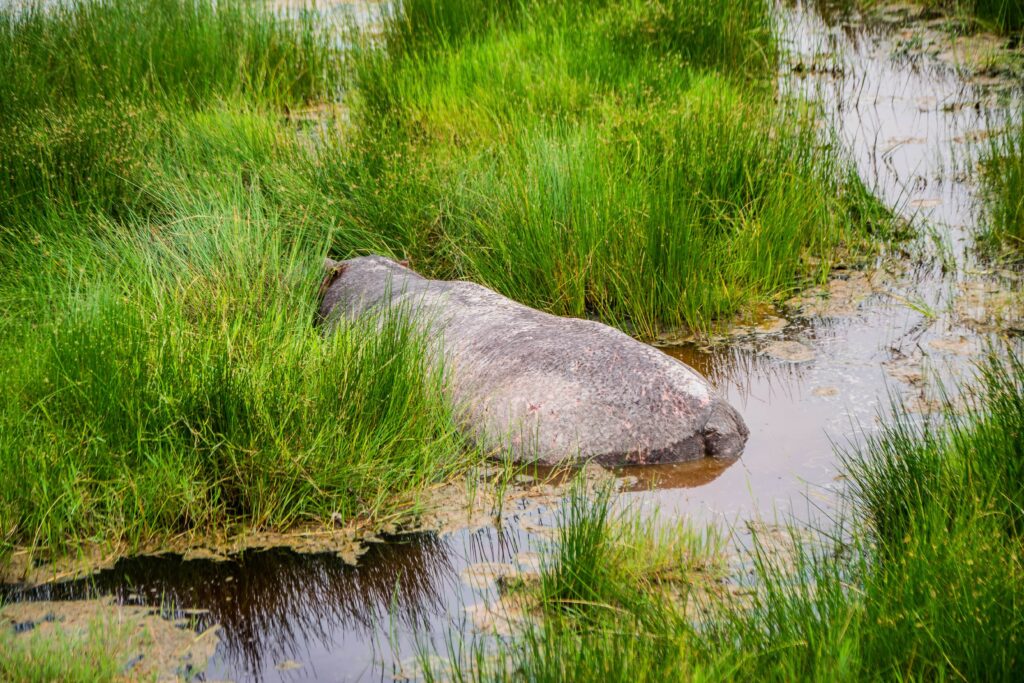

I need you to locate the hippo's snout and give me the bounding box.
[702,402,748,459]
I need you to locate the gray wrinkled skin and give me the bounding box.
[319,255,749,466]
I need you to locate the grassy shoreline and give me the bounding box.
[440,351,1024,681]
[0,0,481,566]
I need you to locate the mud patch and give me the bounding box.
[1,463,590,587]
[460,562,526,590]
[394,654,455,682]
[275,659,304,672]
[1,524,372,587]
[954,277,1024,333]
[744,520,815,577]
[465,595,535,636]
[928,334,980,356]
[517,517,559,539]
[730,315,790,337]
[762,340,816,363]
[785,271,879,318]
[884,355,926,385]
[0,599,219,681]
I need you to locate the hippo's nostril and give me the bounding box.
[703,403,748,459]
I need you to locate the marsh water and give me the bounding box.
[4,1,1023,680]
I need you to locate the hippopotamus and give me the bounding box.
[318,255,748,466]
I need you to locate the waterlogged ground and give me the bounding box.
[633,0,1024,527]
[4,2,1024,681]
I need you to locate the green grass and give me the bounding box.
[0,199,473,556]
[323,0,890,337]
[980,120,1024,251]
[0,0,338,223]
[0,621,138,683]
[0,0,478,562]
[436,352,1024,681]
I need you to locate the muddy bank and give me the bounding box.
[0,461,631,586]
[0,462,704,681]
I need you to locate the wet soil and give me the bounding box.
[0,598,219,682]
[4,1,1023,680]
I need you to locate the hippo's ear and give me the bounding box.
[398,258,411,269]
[318,259,346,300]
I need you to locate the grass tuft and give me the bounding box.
[980,119,1024,252]
[332,0,890,336]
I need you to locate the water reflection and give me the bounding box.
[622,0,1022,527]
[0,517,550,682]
[615,457,737,491]
[3,538,460,681]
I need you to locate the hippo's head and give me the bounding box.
[702,400,749,459]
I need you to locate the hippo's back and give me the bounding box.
[319,256,748,465]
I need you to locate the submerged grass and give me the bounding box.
[441,351,1024,680]
[980,118,1024,252]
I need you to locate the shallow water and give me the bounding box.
[2,521,553,681]
[625,0,1022,527]
[4,2,1023,681]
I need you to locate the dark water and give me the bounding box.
[4,2,1023,681]
[2,523,541,681]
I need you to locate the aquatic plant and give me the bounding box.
[980,119,1024,251]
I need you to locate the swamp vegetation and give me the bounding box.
[0,0,475,563]
[0,0,888,563]
[339,0,893,335]
[0,0,1023,680]
[445,352,1024,681]
[982,118,1024,250]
